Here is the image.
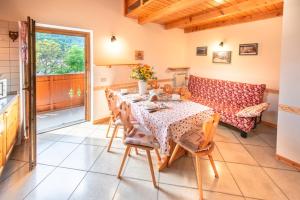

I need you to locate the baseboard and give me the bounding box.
[276,154,300,171]
[93,117,110,124]
[261,120,277,128]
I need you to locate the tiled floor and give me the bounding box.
[0,122,299,200]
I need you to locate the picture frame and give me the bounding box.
[196,46,207,56]
[212,51,232,64]
[135,50,144,60]
[239,43,258,55]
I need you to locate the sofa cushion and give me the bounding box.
[236,103,269,118]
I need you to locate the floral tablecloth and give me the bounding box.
[118,93,213,155]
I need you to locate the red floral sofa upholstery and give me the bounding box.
[188,75,266,136]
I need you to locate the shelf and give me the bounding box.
[96,63,140,68]
[167,67,190,71]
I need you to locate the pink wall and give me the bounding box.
[186,17,283,124]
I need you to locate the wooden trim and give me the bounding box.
[93,116,110,125]
[36,26,91,121]
[93,78,173,91]
[276,154,300,171]
[266,88,279,94]
[95,63,139,68]
[279,104,300,116]
[261,121,277,128]
[167,67,190,71]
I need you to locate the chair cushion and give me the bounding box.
[124,126,160,148]
[178,129,211,153]
[236,103,269,118]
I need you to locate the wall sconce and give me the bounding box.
[219,41,224,47]
[111,35,117,42]
[9,31,19,42]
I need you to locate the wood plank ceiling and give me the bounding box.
[124,0,284,33]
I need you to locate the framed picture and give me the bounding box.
[212,51,232,64]
[196,46,207,56]
[135,50,144,60]
[239,43,258,55]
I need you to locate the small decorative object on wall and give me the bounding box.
[130,64,155,95]
[9,31,19,42]
[135,50,144,60]
[196,46,207,56]
[239,43,258,55]
[212,51,232,64]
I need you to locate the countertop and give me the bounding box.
[0,95,18,114]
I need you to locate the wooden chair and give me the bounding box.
[104,88,116,138]
[179,87,192,100]
[168,113,220,200]
[148,79,159,89]
[163,84,173,94]
[117,102,161,188]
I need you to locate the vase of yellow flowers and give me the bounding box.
[131,64,155,95]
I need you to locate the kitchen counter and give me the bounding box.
[0,95,18,115]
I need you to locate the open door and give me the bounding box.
[20,17,37,170]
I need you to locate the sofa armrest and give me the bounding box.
[236,103,269,118]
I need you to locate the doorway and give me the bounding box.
[35,27,91,133]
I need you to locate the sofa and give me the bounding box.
[188,75,266,137]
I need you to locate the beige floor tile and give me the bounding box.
[158,183,199,200]
[114,178,157,200]
[254,125,277,147]
[59,135,87,144]
[199,160,242,195]
[264,168,300,200]
[37,132,65,141]
[0,160,26,182]
[245,145,295,170]
[123,150,159,182]
[204,191,244,200]
[37,138,55,154]
[90,147,128,175]
[215,126,240,143]
[24,167,86,200]
[159,156,198,188]
[60,145,104,170]
[227,163,288,200]
[10,143,30,162]
[0,164,55,200]
[37,142,78,166]
[232,131,269,147]
[216,142,258,165]
[70,172,119,200]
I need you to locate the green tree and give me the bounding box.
[36,39,65,74]
[64,45,85,73]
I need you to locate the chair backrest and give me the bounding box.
[105,89,120,119]
[119,102,134,135]
[148,80,159,89]
[200,113,220,149]
[179,87,191,100]
[163,84,173,94]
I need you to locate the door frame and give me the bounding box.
[35,26,92,121]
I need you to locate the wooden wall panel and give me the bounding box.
[36,73,84,113]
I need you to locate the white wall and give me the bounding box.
[0,0,187,120]
[277,0,300,164]
[186,17,282,124]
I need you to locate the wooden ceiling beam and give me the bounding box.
[138,0,207,25]
[165,0,283,29]
[126,0,158,18]
[184,7,283,33]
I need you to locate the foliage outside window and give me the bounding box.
[36,33,85,75]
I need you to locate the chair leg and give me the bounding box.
[146,150,157,188]
[195,156,204,200]
[106,117,112,138]
[135,148,139,155]
[208,154,219,178]
[117,146,131,178]
[107,125,119,152]
[154,148,161,162]
[168,144,180,166]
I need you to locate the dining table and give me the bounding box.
[118,92,214,171]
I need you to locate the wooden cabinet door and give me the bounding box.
[5,98,19,155]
